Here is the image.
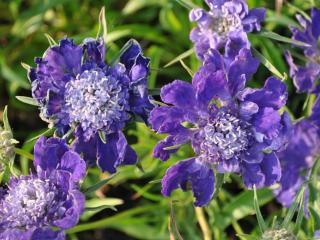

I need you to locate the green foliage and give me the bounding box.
[0,0,319,239]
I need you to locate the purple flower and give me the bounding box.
[28,38,154,173]
[190,0,265,59]
[0,137,86,239]
[274,119,320,208]
[285,8,320,93]
[150,48,289,206]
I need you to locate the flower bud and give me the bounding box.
[261,228,297,240]
[0,126,16,161]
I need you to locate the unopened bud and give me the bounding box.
[261,228,297,240]
[0,126,16,161]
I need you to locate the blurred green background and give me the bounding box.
[0,0,318,239]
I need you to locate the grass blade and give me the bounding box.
[282,184,306,227]
[253,185,267,233]
[84,174,117,194]
[258,31,311,48]
[252,48,286,80]
[164,48,194,68]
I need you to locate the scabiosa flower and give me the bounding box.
[190,0,265,59]
[0,137,86,239]
[150,48,290,206]
[274,119,320,208]
[285,8,320,93]
[28,38,154,173]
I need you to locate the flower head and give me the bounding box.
[190,0,265,59]
[150,48,290,206]
[28,38,154,173]
[285,8,320,93]
[0,137,86,239]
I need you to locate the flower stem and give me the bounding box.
[195,207,212,240]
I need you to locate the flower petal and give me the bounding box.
[161,80,197,108]
[161,158,214,206]
[97,131,137,173]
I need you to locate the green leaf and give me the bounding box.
[286,2,311,21]
[294,188,305,234]
[180,59,194,77]
[15,148,34,160]
[44,33,57,46]
[26,128,55,143]
[164,48,194,68]
[213,173,224,198]
[98,130,106,144]
[220,188,273,230]
[85,205,117,212]
[253,185,267,233]
[282,184,306,227]
[21,62,31,71]
[97,7,108,42]
[258,31,312,48]
[2,106,11,131]
[309,206,320,230]
[122,0,165,15]
[16,96,39,106]
[236,234,258,240]
[84,174,117,194]
[163,144,183,151]
[174,0,199,10]
[252,48,286,80]
[67,205,159,234]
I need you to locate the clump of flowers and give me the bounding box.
[285,7,320,94]
[150,46,290,206]
[190,0,265,59]
[28,38,154,173]
[0,137,86,239]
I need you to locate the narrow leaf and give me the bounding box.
[252,48,286,80]
[85,205,117,212]
[180,59,194,77]
[174,0,199,10]
[98,130,107,144]
[44,33,57,46]
[2,106,11,131]
[294,189,305,234]
[287,2,311,21]
[21,62,31,71]
[213,173,224,198]
[148,179,162,184]
[84,174,117,194]
[15,148,34,160]
[26,128,55,143]
[163,144,183,151]
[253,185,267,233]
[282,184,306,227]
[237,234,258,240]
[16,96,39,107]
[258,31,312,48]
[97,7,108,42]
[164,48,194,68]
